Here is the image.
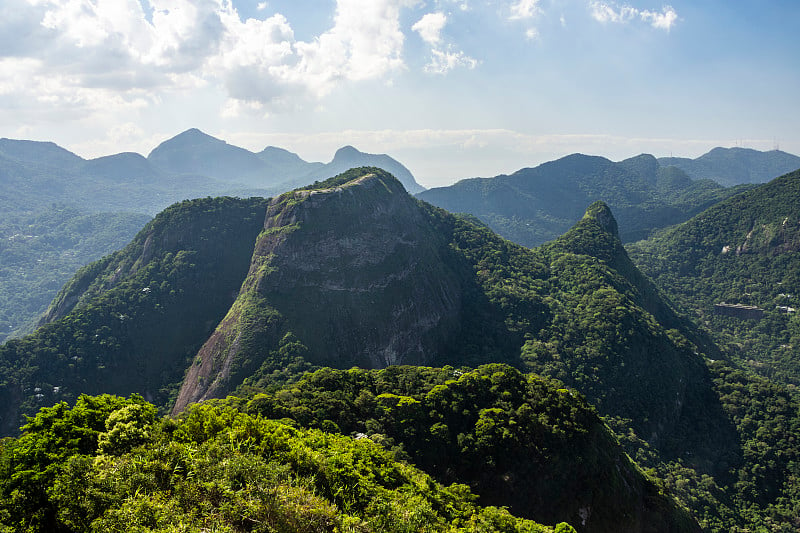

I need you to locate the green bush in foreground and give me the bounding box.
[0,394,571,533]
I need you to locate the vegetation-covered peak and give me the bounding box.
[296,166,406,194]
[583,201,619,237]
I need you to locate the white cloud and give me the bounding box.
[425,48,478,74]
[590,2,678,30]
[509,0,541,20]
[1,0,420,118]
[640,6,678,30]
[412,11,476,74]
[412,12,447,45]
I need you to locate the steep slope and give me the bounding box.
[0,133,426,358]
[418,153,737,246]
[174,168,469,411]
[0,208,151,343]
[0,197,269,435]
[628,169,800,385]
[659,147,800,187]
[171,169,729,469]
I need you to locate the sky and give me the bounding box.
[1,0,798,188]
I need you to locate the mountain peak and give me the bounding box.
[332,145,362,161]
[147,129,266,182]
[584,200,619,237]
[164,128,223,147]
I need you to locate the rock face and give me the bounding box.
[174,170,460,411]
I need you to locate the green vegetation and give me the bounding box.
[244,364,697,531]
[627,169,800,386]
[0,207,150,343]
[418,153,746,246]
[3,167,800,531]
[0,393,571,533]
[0,197,269,435]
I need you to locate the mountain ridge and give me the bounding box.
[658,147,800,187]
[417,152,746,247]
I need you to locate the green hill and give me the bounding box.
[658,147,800,187]
[2,167,799,530]
[417,154,742,247]
[628,169,800,386]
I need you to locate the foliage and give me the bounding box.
[0,394,567,533]
[0,197,269,434]
[0,206,150,343]
[418,153,744,247]
[628,169,800,386]
[243,364,697,532]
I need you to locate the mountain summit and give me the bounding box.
[147,128,268,183]
[174,168,455,411]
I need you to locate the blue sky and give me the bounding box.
[0,0,798,187]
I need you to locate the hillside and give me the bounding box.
[0,197,270,436]
[0,393,572,533]
[2,168,798,530]
[659,147,800,187]
[0,207,151,342]
[417,153,742,247]
[628,169,800,386]
[0,131,424,347]
[0,168,711,532]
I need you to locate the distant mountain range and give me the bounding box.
[418,147,800,247]
[147,128,425,195]
[0,128,424,215]
[658,147,800,187]
[0,130,423,341]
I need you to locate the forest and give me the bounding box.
[0,166,799,531]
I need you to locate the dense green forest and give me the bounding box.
[0,207,150,343]
[0,392,574,532]
[2,168,800,531]
[0,197,270,435]
[627,169,800,386]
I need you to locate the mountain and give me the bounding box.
[80,152,161,183]
[147,128,270,186]
[0,131,423,346]
[304,145,425,194]
[658,147,800,187]
[627,168,800,386]
[0,138,84,171]
[417,153,742,247]
[0,168,713,531]
[257,145,325,178]
[3,167,800,530]
[146,128,426,194]
[0,207,151,343]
